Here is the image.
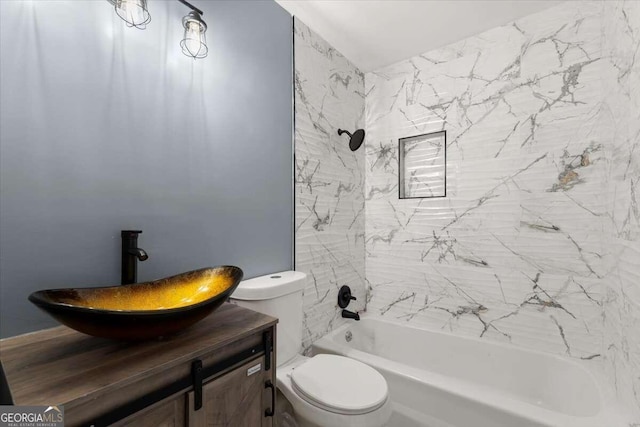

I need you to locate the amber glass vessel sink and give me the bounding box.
[28,266,243,340]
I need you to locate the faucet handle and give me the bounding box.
[338,285,356,308]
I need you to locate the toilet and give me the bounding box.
[230,271,392,427]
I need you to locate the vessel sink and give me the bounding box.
[28,266,243,340]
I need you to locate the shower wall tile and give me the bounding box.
[364,0,640,416]
[601,0,640,414]
[293,19,366,352]
[365,1,607,362]
[293,0,639,415]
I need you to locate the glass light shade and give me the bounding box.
[180,11,208,59]
[115,0,151,30]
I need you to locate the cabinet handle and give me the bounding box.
[192,360,203,411]
[264,380,275,417]
[263,331,273,371]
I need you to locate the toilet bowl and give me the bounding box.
[230,271,392,427]
[277,354,392,427]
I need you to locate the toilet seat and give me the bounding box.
[290,354,388,415]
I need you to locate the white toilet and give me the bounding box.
[230,271,392,427]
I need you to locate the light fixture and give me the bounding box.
[180,10,208,59]
[114,0,151,29]
[109,0,208,60]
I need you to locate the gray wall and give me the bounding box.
[0,0,293,337]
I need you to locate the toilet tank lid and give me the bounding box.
[230,271,306,300]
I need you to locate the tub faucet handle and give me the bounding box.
[338,285,356,308]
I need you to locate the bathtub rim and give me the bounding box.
[312,314,636,427]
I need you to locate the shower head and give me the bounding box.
[338,128,365,151]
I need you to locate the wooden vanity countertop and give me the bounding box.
[0,303,277,408]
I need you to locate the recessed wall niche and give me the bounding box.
[398,131,447,199]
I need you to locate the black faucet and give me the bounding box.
[341,309,360,321]
[121,230,148,285]
[338,285,359,320]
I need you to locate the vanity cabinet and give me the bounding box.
[0,303,276,427]
[114,394,186,427]
[187,356,272,427]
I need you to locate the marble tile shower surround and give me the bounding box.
[293,0,639,415]
[363,0,640,416]
[601,0,640,415]
[366,0,606,358]
[293,18,366,352]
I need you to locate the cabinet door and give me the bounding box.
[113,393,186,427]
[187,356,274,427]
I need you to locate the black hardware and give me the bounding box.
[264,330,273,371]
[341,309,360,321]
[109,0,204,17]
[398,130,447,199]
[88,341,264,426]
[337,285,356,309]
[121,230,148,285]
[0,361,13,405]
[178,0,203,15]
[264,380,275,417]
[337,128,366,151]
[192,359,203,411]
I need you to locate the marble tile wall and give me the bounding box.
[601,0,640,415]
[293,0,639,415]
[365,0,607,361]
[293,18,366,352]
[363,0,639,415]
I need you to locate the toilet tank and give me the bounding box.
[230,271,306,366]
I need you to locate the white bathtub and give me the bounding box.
[312,316,632,427]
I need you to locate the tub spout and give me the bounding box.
[341,309,360,321]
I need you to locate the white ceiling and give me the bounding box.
[275,0,563,72]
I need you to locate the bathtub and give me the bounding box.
[312,316,632,427]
